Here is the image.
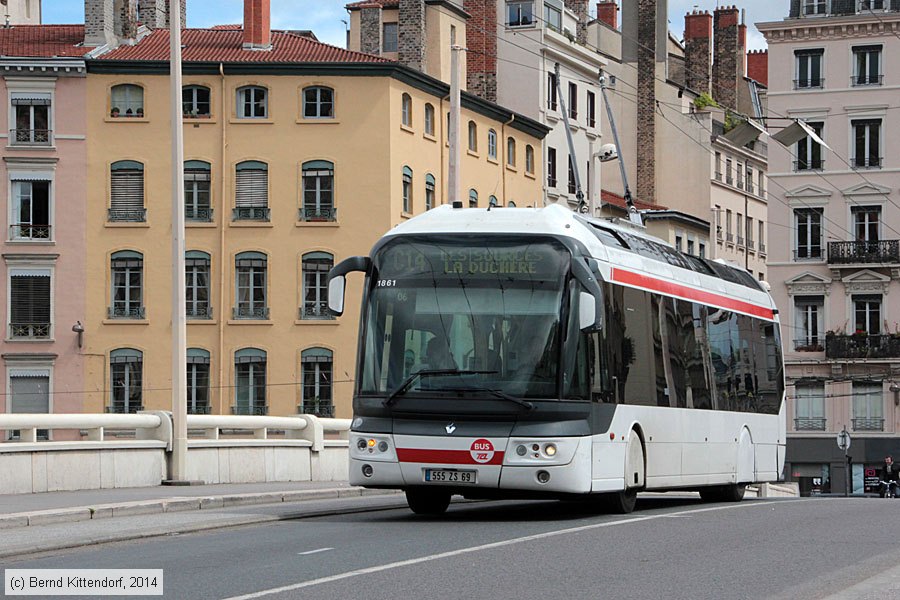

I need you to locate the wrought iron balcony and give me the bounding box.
[232,207,270,221]
[108,208,147,222]
[714,171,722,182]
[793,78,824,90]
[105,404,144,414]
[10,128,52,145]
[108,306,146,319]
[187,305,212,319]
[794,417,827,431]
[231,404,268,416]
[737,236,745,246]
[232,306,269,320]
[852,156,881,169]
[852,74,884,86]
[826,332,900,359]
[793,338,824,352]
[852,417,884,432]
[186,206,213,222]
[9,323,51,339]
[9,224,51,240]
[793,159,824,172]
[299,206,337,222]
[298,403,334,418]
[828,240,900,265]
[793,248,823,261]
[187,404,212,415]
[300,302,334,320]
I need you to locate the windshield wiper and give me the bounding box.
[435,386,535,411]
[384,369,497,407]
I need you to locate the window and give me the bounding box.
[9,269,50,339]
[236,85,267,119]
[425,174,436,210]
[725,158,733,184]
[568,82,577,119]
[759,221,766,253]
[794,295,824,350]
[301,160,335,221]
[796,121,824,170]
[12,93,50,144]
[302,252,334,319]
[424,103,435,136]
[853,206,880,242]
[109,160,146,222]
[488,195,498,208]
[674,235,683,252]
[7,369,50,440]
[725,209,733,241]
[853,45,882,86]
[854,294,881,334]
[507,137,516,167]
[468,121,477,152]
[301,348,333,416]
[736,162,744,188]
[795,383,825,430]
[547,147,557,187]
[110,251,144,319]
[234,348,266,415]
[687,239,695,255]
[795,208,823,260]
[302,86,334,118]
[745,166,754,193]
[544,0,562,30]
[383,22,398,52]
[795,49,824,88]
[110,84,143,117]
[10,180,50,240]
[234,160,269,220]
[714,205,722,239]
[568,157,576,194]
[401,93,412,127]
[699,242,706,259]
[186,349,210,414]
[852,119,881,168]
[587,91,596,127]
[234,252,268,319]
[184,160,212,222]
[525,145,535,174]
[488,129,498,160]
[110,349,142,413]
[852,381,883,431]
[469,188,478,208]
[547,72,558,111]
[803,0,827,16]
[507,1,533,26]
[859,0,886,9]
[758,171,766,197]
[402,166,413,213]
[186,251,211,319]
[182,85,210,117]
[714,152,722,180]
[747,216,754,248]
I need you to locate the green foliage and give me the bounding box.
[724,110,745,133]
[693,92,717,110]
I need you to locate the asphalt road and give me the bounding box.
[3,495,900,600]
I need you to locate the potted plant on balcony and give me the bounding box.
[110,107,120,118]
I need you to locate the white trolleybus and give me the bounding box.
[328,204,785,515]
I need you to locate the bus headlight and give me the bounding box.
[544,443,557,457]
[351,435,397,462]
[516,445,527,456]
[504,439,578,465]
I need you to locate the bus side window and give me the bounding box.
[679,300,712,410]
[619,286,657,407]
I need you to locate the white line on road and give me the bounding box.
[296,548,334,556]
[220,499,810,600]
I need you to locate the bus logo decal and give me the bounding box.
[446,423,457,434]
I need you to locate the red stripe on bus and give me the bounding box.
[396,448,505,466]
[611,268,775,320]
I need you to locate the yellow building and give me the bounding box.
[82,24,547,418]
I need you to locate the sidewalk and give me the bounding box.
[0,481,398,529]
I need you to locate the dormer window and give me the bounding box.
[803,0,827,15]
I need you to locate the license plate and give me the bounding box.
[424,469,476,484]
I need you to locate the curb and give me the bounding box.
[0,486,401,530]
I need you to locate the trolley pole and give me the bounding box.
[448,45,464,208]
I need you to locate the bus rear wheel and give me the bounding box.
[699,483,746,503]
[405,489,452,515]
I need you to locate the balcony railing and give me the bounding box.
[828,240,900,265]
[232,306,269,320]
[108,208,147,222]
[726,233,734,243]
[232,207,270,221]
[547,177,557,188]
[794,159,824,172]
[187,305,212,319]
[9,323,51,339]
[300,302,335,320]
[298,403,334,418]
[852,74,884,86]
[299,206,337,222]
[793,79,824,89]
[9,224,51,240]
[826,332,900,359]
[747,240,755,251]
[759,242,766,254]
[852,156,881,169]
[852,417,884,432]
[714,171,722,182]
[231,405,268,416]
[187,405,212,415]
[793,248,823,261]
[794,417,826,431]
[10,128,52,145]
[737,236,745,246]
[793,339,824,352]
[105,404,144,414]
[108,306,146,319]
[186,207,213,222]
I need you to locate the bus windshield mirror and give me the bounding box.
[384,369,498,407]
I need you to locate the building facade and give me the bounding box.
[760,2,900,495]
[2,0,41,25]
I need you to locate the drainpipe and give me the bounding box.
[218,62,227,415]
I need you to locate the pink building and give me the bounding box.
[0,25,87,438]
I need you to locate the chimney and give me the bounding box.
[747,49,768,86]
[358,3,383,56]
[399,0,427,71]
[464,0,497,102]
[84,0,115,46]
[165,0,187,29]
[683,10,712,95]
[564,0,589,44]
[712,4,740,110]
[138,0,185,30]
[114,0,139,40]
[243,0,271,50]
[596,1,618,29]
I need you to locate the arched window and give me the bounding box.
[468,121,477,152]
[302,86,334,119]
[424,103,435,136]
[401,93,412,127]
[234,252,268,319]
[110,348,142,413]
[301,347,333,417]
[469,188,478,208]
[236,85,267,119]
[301,160,335,221]
[507,137,516,167]
[489,195,498,207]
[185,160,211,221]
[109,160,145,222]
[402,166,413,213]
[186,348,211,414]
[234,348,266,415]
[302,251,335,319]
[185,250,211,319]
[110,84,143,117]
[110,250,144,319]
[508,200,517,207]
[182,85,210,117]
[488,129,498,159]
[425,173,436,210]
[525,145,535,174]
[234,160,269,220]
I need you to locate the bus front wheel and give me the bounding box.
[605,488,638,514]
[405,489,452,515]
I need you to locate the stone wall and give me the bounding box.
[684,10,712,95]
[636,0,657,203]
[712,5,739,110]
[360,5,383,55]
[139,0,166,28]
[464,0,497,102]
[399,0,426,71]
[114,0,139,40]
[84,0,115,46]
[564,0,589,44]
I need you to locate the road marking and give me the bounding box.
[220,499,809,600]
[297,548,334,556]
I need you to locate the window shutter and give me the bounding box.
[111,169,144,209]
[10,374,50,413]
[235,169,268,207]
[10,275,50,324]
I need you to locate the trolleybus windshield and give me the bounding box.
[360,237,570,400]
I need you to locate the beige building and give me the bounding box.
[2,0,41,25]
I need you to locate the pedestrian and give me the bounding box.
[879,455,899,498]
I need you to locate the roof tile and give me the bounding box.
[0,25,86,58]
